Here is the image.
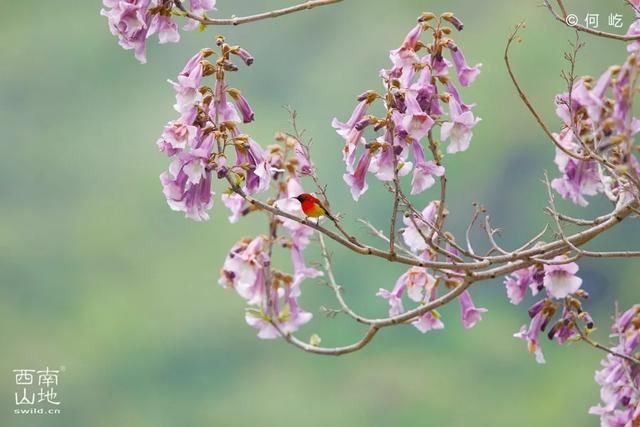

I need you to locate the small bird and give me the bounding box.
[294,193,334,221]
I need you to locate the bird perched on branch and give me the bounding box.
[294,193,335,221]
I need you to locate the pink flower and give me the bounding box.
[219,236,268,306]
[447,41,481,87]
[504,266,543,305]
[332,97,370,173]
[589,305,640,425]
[156,120,197,156]
[389,24,423,68]
[401,201,439,253]
[459,290,487,329]
[543,257,582,299]
[412,312,445,333]
[410,141,444,194]
[394,93,434,142]
[183,0,217,31]
[441,96,480,154]
[551,130,603,207]
[368,134,412,181]
[227,88,254,124]
[101,0,152,63]
[169,51,205,116]
[160,134,215,221]
[514,308,548,364]
[291,244,323,291]
[343,148,373,200]
[221,193,245,223]
[148,12,180,44]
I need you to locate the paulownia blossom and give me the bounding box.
[507,257,588,363]
[590,305,640,426]
[101,0,217,63]
[551,48,640,207]
[333,14,481,201]
[155,43,271,221]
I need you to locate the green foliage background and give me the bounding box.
[1,1,639,426]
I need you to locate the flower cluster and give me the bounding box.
[101,0,217,63]
[589,305,640,426]
[219,134,321,338]
[378,201,487,333]
[156,38,263,221]
[505,257,596,363]
[552,48,640,207]
[333,12,481,201]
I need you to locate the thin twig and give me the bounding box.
[504,21,590,161]
[173,0,343,26]
[544,0,640,42]
[575,322,640,366]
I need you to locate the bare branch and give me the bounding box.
[504,22,590,161]
[173,0,342,26]
[544,0,640,42]
[575,322,640,366]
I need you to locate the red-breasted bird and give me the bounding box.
[294,193,335,221]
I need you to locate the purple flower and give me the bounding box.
[101,0,152,63]
[244,310,280,339]
[627,19,640,53]
[441,95,480,154]
[209,78,241,124]
[400,267,436,303]
[148,12,180,44]
[412,311,445,333]
[447,41,481,87]
[504,266,544,305]
[292,140,315,176]
[332,97,371,173]
[291,244,323,291]
[589,305,640,426]
[276,297,313,335]
[551,130,603,206]
[368,134,412,182]
[343,148,373,201]
[183,0,217,31]
[160,133,215,221]
[459,290,488,329]
[221,192,245,223]
[410,141,444,195]
[219,236,268,306]
[401,201,439,253]
[233,138,270,195]
[389,24,423,68]
[543,257,582,299]
[156,120,197,157]
[232,47,254,66]
[394,93,434,142]
[376,288,405,317]
[514,308,549,364]
[220,235,313,339]
[169,51,205,116]
[574,68,613,121]
[227,88,255,124]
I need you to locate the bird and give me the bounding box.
[294,193,335,221]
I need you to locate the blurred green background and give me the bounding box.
[1,1,639,426]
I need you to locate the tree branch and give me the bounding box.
[173,0,343,26]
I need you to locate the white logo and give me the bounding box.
[565,14,579,27]
[13,367,62,415]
